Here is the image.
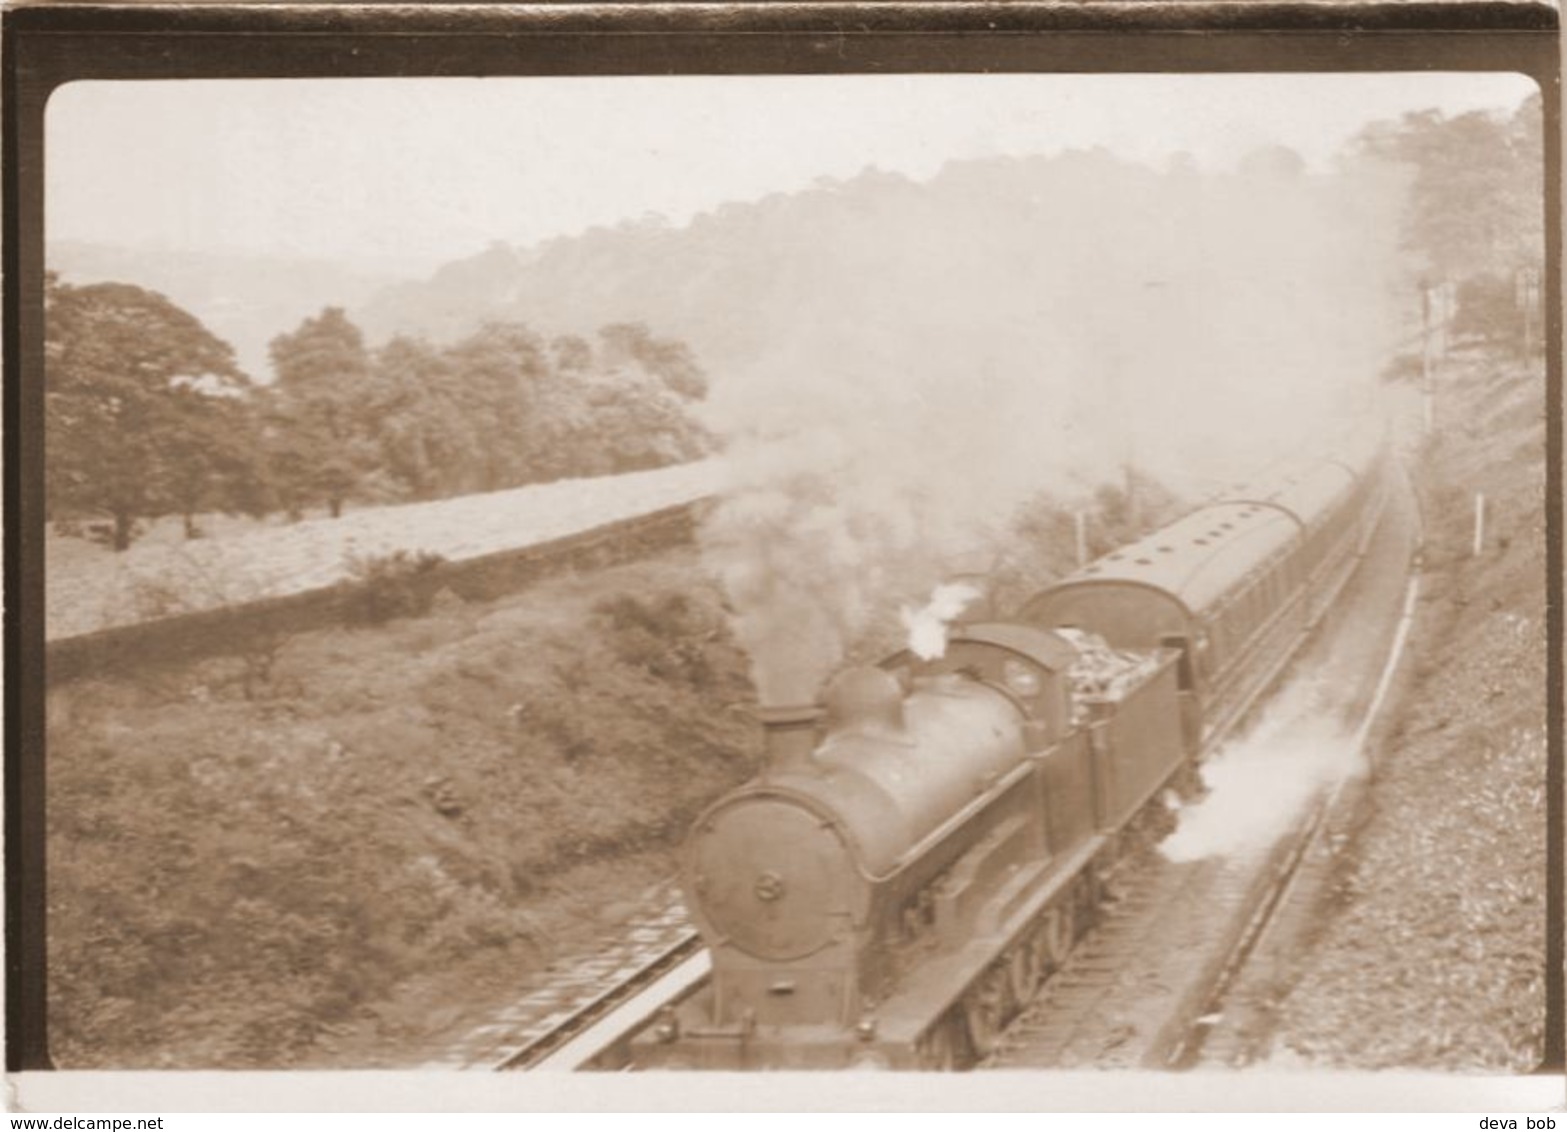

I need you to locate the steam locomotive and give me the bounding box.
[630,435,1388,1070]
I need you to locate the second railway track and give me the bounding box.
[498,932,707,1071]
[419,880,705,1071]
[986,789,1338,1070]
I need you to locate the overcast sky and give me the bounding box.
[47,72,1536,275]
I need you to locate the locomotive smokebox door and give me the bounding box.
[690,798,856,961]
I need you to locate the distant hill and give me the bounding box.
[47,241,399,381]
[51,151,1406,496]
[354,151,1406,493]
[357,164,1016,379]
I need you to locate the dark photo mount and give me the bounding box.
[4,0,1561,1106]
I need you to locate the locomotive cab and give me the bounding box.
[881,622,1079,743]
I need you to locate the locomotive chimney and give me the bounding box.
[757,703,824,774]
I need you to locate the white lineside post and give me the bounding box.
[1473,492,1487,557]
[1445,280,1458,355]
[1075,511,1089,567]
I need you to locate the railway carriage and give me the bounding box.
[625,435,1388,1071]
[1019,434,1384,748]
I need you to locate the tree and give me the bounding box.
[581,368,714,474]
[598,322,709,401]
[365,336,476,500]
[1348,96,1544,352]
[1237,145,1308,180]
[251,388,318,522]
[161,387,268,538]
[268,307,377,518]
[1351,98,1544,280]
[550,334,594,375]
[442,322,553,490]
[46,276,256,550]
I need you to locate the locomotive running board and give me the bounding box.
[872,834,1107,1047]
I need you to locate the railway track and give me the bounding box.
[411,881,702,1071]
[1164,790,1337,1068]
[497,932,708,1071]
[983,816,1322,1070]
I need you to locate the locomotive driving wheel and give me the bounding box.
[1008,935,1043,1005]
[1077,869,1104,929]
[919,1013,964,1071]
[962,965,1010,1058]
[1039,903,1075,974]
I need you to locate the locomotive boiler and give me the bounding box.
[630,433,1387,1070]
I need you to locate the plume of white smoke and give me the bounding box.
[699,151,1408,704]
[900,581,984,660]
[700,335,1056,703]
[1160,674,1364,863]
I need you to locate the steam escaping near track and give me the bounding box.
[901,582,984,660]
[1160,674,1364,863]
[699,149,1407,704]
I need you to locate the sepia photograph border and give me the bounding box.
[4,0,1563,1112]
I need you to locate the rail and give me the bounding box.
[494,932,708,1071]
